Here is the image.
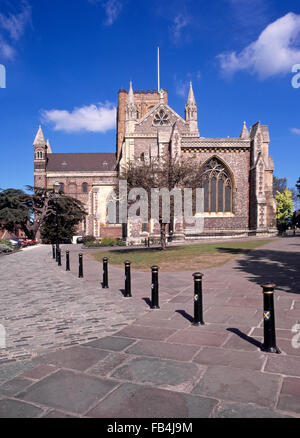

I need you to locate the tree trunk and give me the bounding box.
[160,222,167,251]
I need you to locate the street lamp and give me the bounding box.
[53,181,60,261]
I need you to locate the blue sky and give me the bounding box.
[0,0,299,193]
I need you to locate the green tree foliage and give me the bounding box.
[40,195,86,244]
[0,187,86,240]
[0,189,30,234]
[275,189,294,225]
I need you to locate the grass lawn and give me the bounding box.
[91,239,276,272]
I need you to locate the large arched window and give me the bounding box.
[200,158,233,213]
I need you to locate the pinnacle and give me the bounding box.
[240,121,250,139]
[187,82,196,105]
[33,125,46,146]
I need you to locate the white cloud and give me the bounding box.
[218,12,300,78]
[290,128,300,135]
[102,0,122,26]
[175,77,188,98]
[0,1,31,60]
[88,0,122,26]
[174,72,201,98]
[170,13,190,43]
[42,102,117,134]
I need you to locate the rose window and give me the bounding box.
[153,110,170,126]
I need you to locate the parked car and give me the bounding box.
[76,237,84,244]
[9,239,20,248]
[23,239,37,246]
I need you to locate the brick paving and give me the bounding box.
[0,236,299,418]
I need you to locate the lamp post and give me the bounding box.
[53,181,60,262]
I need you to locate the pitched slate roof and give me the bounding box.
[46,153,117,172]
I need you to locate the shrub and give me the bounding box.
[84,238,126,247]
[83,235,96,244]
[0,239,13,248]
[84,241,102,247]
[0,244,13,254]
[101,238,119,247]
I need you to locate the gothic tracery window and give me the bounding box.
[153,109,170,126]
[200,158,233,213]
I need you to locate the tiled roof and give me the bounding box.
[46,153,117,172]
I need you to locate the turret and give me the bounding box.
[125,82,138,134]
[33,125,47,188]
[185,82,198,134]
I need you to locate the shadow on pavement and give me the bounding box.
[176,309,194,323]
[217,245,300,295]
[227,328,263,349]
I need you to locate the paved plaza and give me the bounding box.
[0,237,299,418]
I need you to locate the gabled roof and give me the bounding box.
[46,153,116,172]
[136,101,187,126]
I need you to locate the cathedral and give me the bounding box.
[33,82,277,242]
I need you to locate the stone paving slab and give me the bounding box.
[33,346,110,371]
[193,347,266,371]
[86,383,218,418]
[166,329,230,347]
[125,339,201,361]
[110,357,204,392]
[83,336,136,352]
[115,325,176,341]
[0,398,44,418]
[211,401,291,418]
[192,365,282,407]
[277,377,300,414]
[264,355,300,378]
[18,369,119,415]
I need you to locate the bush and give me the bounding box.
[0,244,13,254]
[82,235,96,244]
[83,238,126,248]
[0,239,13,248]
[84,241,102,247]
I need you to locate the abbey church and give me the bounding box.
[33,82,277,242]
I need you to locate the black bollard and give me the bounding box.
[102,257,109,289]
[52,245,56,260]
[124,261,132,297]
[151,266,160,309]
[192,272,205,326]
[58,249,62,267]
[66,251,70,272]
[79,253,83,278]
[261,284,280,354]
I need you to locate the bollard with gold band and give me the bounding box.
[151,266,160,309]
[124,261,132,297]
[193,272,205,326]
[102,257,109,289]
[261,283,280,354]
